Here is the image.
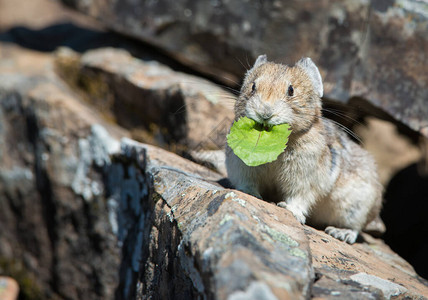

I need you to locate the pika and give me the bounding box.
[225,55,383,244]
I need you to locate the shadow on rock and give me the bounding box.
[0,22,232,88]
[381,163,428,280]
[0,22,121,52]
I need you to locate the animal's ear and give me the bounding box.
[252,54,268,69]
[296,57,323,97]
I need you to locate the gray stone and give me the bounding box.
[63,0,428,137]
[350,272,407,299]
[1,36,428,300]
[0,277,19,300]
[55,47,234,151]
[306,229,428,299]
[0,44,124,299]
[110,139,313,300]
[110,139,428,299]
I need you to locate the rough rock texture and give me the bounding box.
[0,277,19,300]
[62,0,428,138]
[0,44,125,299]
[1,20,428,299]
[55,47,234,152]
[308,231,428,299]
[112,139,313,299]
[0,0,100,31]
[113,139,428,299]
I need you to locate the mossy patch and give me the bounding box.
[288,247,307,259]
[264,226,299,247]
[0,257,44,300]
[261,226,307,258]
[219,214,234,226]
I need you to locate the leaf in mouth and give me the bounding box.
[227,117,292,167]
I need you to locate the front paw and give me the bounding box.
[325,226,358,244]
[277,202,306,224]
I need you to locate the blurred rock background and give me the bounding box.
[0,0,427,299]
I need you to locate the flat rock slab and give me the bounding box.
[112,139,313,299]
[307,228,428,299]
[63,0,428,138]
[113,139,428,299]
[56,47,234,151]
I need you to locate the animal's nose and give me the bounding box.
[257,111,273,121]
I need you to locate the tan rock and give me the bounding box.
[0,44,125,299]
[63,0,428,138]
[55,47,235,153]
[114,139,313,299]
[1,24,427,300]
[307,228,428,299]
[114,139,428,299]
[0,277,19,300]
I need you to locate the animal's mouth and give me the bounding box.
[247,115,290,131]
[254,121,273,132]
[263,124,272,131]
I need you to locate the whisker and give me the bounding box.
[294,112,364,145]
[236,57,249,72]
[246,53,252,69]
[328,119,364,145]
[217,86,241,95]
[173,103,188,115]
[322,108,363,126]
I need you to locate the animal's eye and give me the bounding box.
[288,85,294,97]
[251,82,256,92]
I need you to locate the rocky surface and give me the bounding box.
[114,138,428,300]
[2,44,427,299]
[55,47,234,152]
[113,139,313,299]
[0,0,99,31]
[1,3,428,297]
[0,44,125,299]
[63,0,428,139]
[0,277,19,300]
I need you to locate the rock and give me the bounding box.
[307,230,428,299]
[111,138,313,299]
[55,47,235,152]
[355,117,422,185]
[349,273,407,299]
[0,277,19,300]
[0,0,100,31]
[1,23,428,300]
[112,138,428,299]
[62,0,428,138]
[0,44,125,299]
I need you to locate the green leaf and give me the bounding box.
[227,117,292,167]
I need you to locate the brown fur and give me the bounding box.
[226,56,383,244]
